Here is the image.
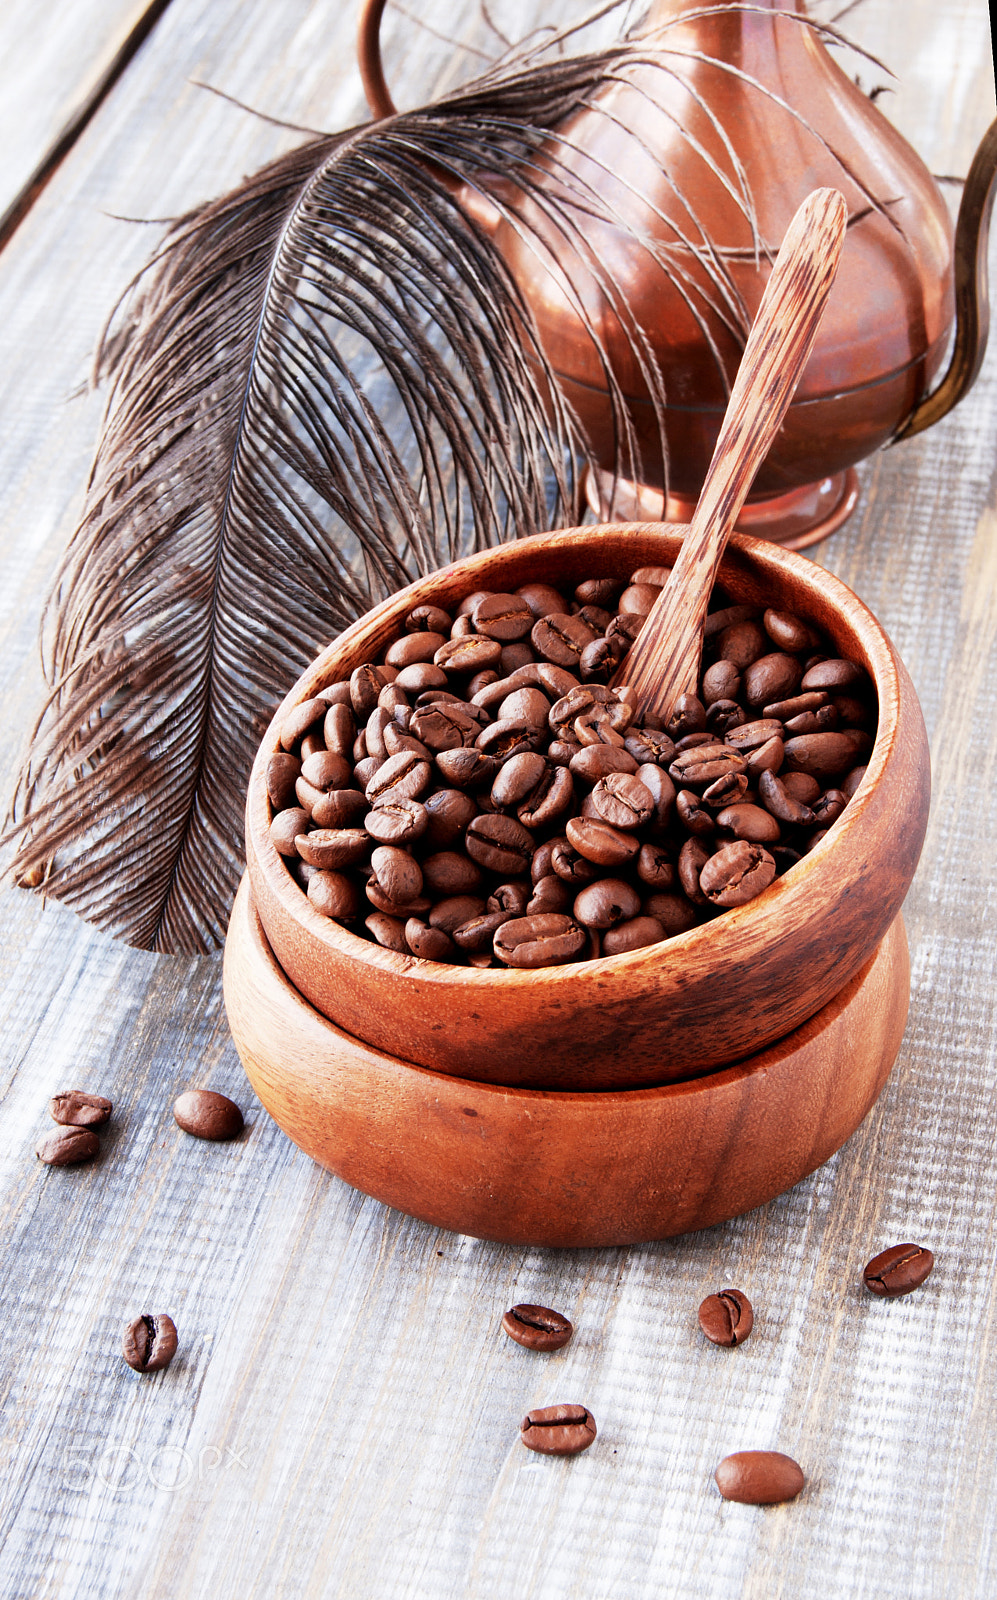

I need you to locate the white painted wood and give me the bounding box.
[0,2,994,1597]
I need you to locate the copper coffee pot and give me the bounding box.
[359,0,997,546]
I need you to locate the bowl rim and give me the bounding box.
[246,522,907,993]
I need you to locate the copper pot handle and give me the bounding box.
[358,0,397,119]
[893,118,997,442]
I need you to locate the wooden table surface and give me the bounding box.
[0,3,994,1596]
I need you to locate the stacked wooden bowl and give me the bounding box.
[224,523,929,1246]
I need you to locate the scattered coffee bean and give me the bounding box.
[863,1243,934,1297]
[173,1090,244,1141]
[520,1403,597,1456]
[35,1127,100,1166]
[50,1091,112,1128]
[122,1313,178,1373]
[502,1304,574,1351]
[714,1451,804,1504]
[699,1289,754,1346]
[269,579,875,966]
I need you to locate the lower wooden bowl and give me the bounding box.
[224,875,910,1247]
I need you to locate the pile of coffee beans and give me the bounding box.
[268,569,875,967]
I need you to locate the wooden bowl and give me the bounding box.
[245,524,930,1092]
[225,876,910,1247]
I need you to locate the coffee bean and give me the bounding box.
[801,657,866,691]
[349,664,387,718]
[421,851,483,896]
[669,743,746,787]
[307,871,359,921]
[429,894,486,936]
[678,837,711,905]
[520,1403,596,1456]
[716,803,781,843]
[569,744,638,785]
[499,687,551,727]
[472,593,535,640]
[863,1243,934,1297]
[366,912,408,951]
[312,789,369,829]
[384,630,446,668]
[717,620,767,668]
[641,894,697,935]
[35,1126,100,1165]
[270,806,311,856]
[370,845,423,905]
[494,914,587,967]
[743,652,802,708]
[364,798,428,845]
[434,635,503,674]
[422,789,477,847]
[699,841,776,907]
[758,769,815,826]
[50,1091,112,1128]
[266,752,302,810]
[280,697,327,751]
[435,747,497,789]
[676,789,714,838]
[296,828,370,870]
[502,1304,574,1350]
[715,1451,804,1504]
[531,612,597,668]
[566,817,639,868]
[517,763,574,831]
[636,842,675,888]
[602,915,665,954]
[527,875,572,914]
[406,603,452,634]
[122,1313,178,1373]
[591,773,654,830]
[365,751,432,804]
[703,603,759,640]
[665,692,707,740]
[699,1289,753,1346]
[573,878,641,929]
[405,919,455,961]
[783,730,870,778]
[173,1089,244,1141]
[465,814,534,875]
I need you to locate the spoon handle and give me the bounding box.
[616,187,848,722]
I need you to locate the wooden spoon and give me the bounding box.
[614,187,848,722]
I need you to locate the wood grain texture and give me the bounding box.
[0,2,994,1598]
[225,875,909,1244]
[617,187,847,719]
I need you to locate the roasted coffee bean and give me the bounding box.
[531,612,598,668]
[570,744,638,785]
[364,798,428,845]
[678,837,711,904]
[602,915,664,955]
[503,1304,573,1350]
[270,807,311,857]
[370,845,423,905]
[665,693,707,740]
[308,870,359,921]
[473,592,535,640]
[35,1126,99,1165]
[366,881,431,917]
[435,748,498,789]
[350,664,387,718]
[296,829,370,870]
[517,763,574,831]
[669,743,745,788]
[384,631,446,668]
[743,652,802,708]
[527,875,573,913]
[699,1289,754,1346]
[863,1243,934,1297]
[591,773,654,830]
[781,771,821,804]
[784,706,839,736]
[452,910,512,951]
[703,603,758,640]
[841,764,866,798]
[573,878,641,929]
[676,789,714,838]
[173,1089,244,1140]
[574,576,622,608]
[429,894,486,936]
[465,813,534,875]
[488,882,530,917]
[405,919,455,961]
[758,769,815,826]
[520,1403,596,1456]
[618,582,659,615]
[642,894,697,935]
[763,607,819,653]
[324,702,357,754]
[705,698,747,737]
[636,842,675,888]
[715,1452,804,1504]
[434,635,502,674]
[365,751,432,804]
[422,789,477,847]
[717,620,767,667]
[701,659,742,705]
[318,679,352,707]
[494,914,587,967]
[280,697,327,751]
[300,749,352,792]
[405,603,451,634]
[50,1091,112,1128]
[266,753,302,810]
[702,770,749,808]
[422,851,483,896]
[519,580,569,617]
[499,687,551,727]
[811,788,847,825]
[566,817,639,868]
[123,1313,178,1374]
[366,912,408,951]
[744,736,784,778]
[783,730,870,778]
[312,789,368,829]
[801,657,865,691]
[716,803,781,843]
[395,661,448,692]
[625,727,676,766]
[700,841,775,907]
[491,752,548,808]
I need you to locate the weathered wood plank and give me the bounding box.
[0,1,994,1597]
